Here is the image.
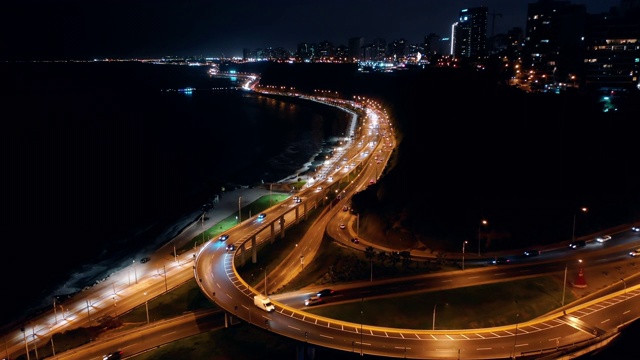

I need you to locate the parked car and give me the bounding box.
[523,250,540,257]
[596,235,612,243]
[305,296,323,306]
[569,240,586,249]
[316,288,335,297]
[218,234,229,241]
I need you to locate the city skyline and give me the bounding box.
[3,0,620,60]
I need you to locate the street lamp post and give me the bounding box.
[462,241,468,270]
[360,298,364,356]
[572,207,588,242]
[562,263,568,306]
[53,297,57,324]
[433,303,447,330]
[163,264,168,293]
[478,219,488,257]
[513,313,520,359]
[86,300,91,323]
[238,196,242,223]
[201,212,205,247]
[21,326,29,360]
[144,292,150,324]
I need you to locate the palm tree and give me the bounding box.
[377,251,388,266]
[390,251,401,268]
[400,250,412,269]
[365,246,375,262]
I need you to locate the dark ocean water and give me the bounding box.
[1,61,350,327]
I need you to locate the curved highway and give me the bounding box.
[195,91,640,359]
[2,80,638,360]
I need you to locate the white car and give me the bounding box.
[596,235,612,243]
[305,296,323,306]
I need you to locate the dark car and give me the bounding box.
[258,213,266,220]
[569,240,586,249]
[218,234,229,242]
[140,257,151,263]
[523,250,540,257]
[103,351,122,360]
[491,257,510,265]
[317,288,335,297]
[351,237,359,244]
[226,244,236,251]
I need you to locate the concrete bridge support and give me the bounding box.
[279,216,286,239]
[270,222,275,244]
[251,236,257,264]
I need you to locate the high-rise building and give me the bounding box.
[389,39,407,61]
[453,6,488,60]
[372,38,387,61]
[348,37,364,62]
[523,0,587,86]
[296,43,316,62]
[317,40,334,60]
[242,48,255,61]
[335,44,349,61]
[423,34,441,58]
[583,1,640,93]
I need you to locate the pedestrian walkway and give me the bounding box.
[159,186,276,252]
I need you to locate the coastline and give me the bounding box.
[2,87,358,331]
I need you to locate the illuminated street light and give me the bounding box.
[462,241,468,270]
[478,219,488,257]
[133,260,138,284]
[144,292,150,324]
[572,207,588,243]
[238,196,242,223]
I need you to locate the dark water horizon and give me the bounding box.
[1,61,352,328]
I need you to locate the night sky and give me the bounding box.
[2,0,620,60]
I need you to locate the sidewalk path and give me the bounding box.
[159,186,274,253]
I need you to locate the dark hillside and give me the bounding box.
[249,63,640,252]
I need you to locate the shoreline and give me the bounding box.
[3,96,359,330]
